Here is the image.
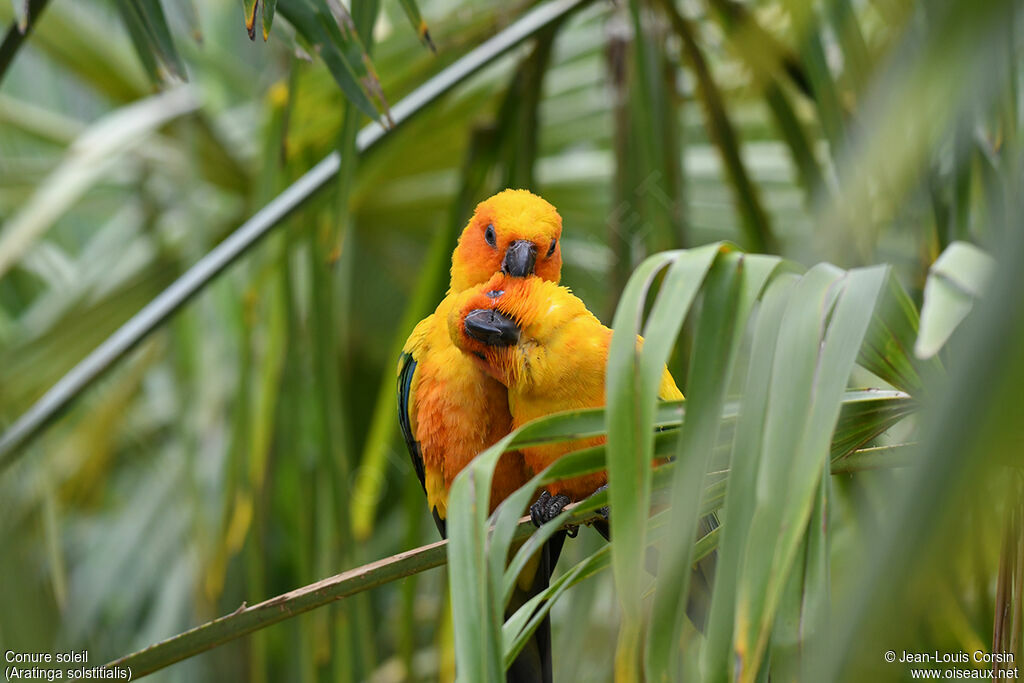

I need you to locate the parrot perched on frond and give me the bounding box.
[397,189,564,682]
[399,189,563,530]
[450,272,718,631]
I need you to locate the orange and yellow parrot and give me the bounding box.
[397,190,563,682]
[448,273,682,508]
[449,273,718,631]
[398,189,562,531]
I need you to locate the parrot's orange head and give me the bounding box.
[449,189,562,293]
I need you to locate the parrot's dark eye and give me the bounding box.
[484,224,497,248]
[546,238,557,258]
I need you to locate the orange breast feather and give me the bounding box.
[410,301,528,517]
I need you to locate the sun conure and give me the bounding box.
[397,189,564,682]
[448,272,682,502]
[449,272,718,631]
[398,189,562,532]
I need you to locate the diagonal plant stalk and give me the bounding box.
[101,433,912,679]
[0,0,595,469]
[106,538,450,679]
[104,509,600,679]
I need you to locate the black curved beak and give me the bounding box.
[464,309,520,347]
[501,240,538,277]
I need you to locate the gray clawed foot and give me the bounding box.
[530,491,577,536]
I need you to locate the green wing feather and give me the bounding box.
[397,351,446,536]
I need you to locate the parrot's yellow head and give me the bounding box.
[448,274,595,389]
[449,189,563,293]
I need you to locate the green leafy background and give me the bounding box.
[0,0,1020,681]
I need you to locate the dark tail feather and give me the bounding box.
[590,513,718,633]
[505,531,565,683]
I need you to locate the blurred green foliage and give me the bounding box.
[0,0,1021,681]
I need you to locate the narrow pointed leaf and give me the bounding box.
[916,241,995,359]
[770,471,829,680]
[703,272,798,682]
[242,0,259,39]
[116,0,187,84]
[735,265,888,681]
[1,1,147,102]
[12,0,28,31]
[397,0,435,51]
[504,546,612,665]
[830,389,915,459]
[606,244,722,676]
[860,271,942,394]
[276,0,390,124]
[261,0,277,40]
[646,252,780,678]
